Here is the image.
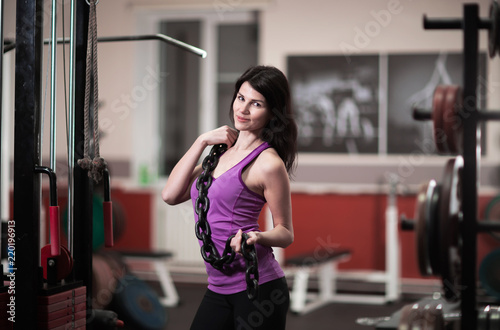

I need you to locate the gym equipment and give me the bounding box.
[335,175,401,304]
[286,249,352,314]
[9,0,207,327]
[356,303,500,329]
[401,2,500,328]
[490,1,500,57]
[63,191,125,252]
[37,286,87,330]
[118,250,179,307]
[415,84,464,155]
[439,157,463,301]
[413,180,440,276]
[287,175,401,314]
[110,274,167,330]
[103,168,113,247]
[413,83,500,156]
[194,144,259,300]
[484,195,500,241]
[402,156,500,300]
[44,34,207,59]
[37,166,73,283]
[479,248,500,302]
[399,301,446,329]
[77,0,107,184]
[92,253,121,310]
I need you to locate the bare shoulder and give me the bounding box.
[243,147,288,195]
[254,148,287,178]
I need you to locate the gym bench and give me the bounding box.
[286,249,352,315]
[118,251,179,307]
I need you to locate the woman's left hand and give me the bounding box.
[231,229,259,254]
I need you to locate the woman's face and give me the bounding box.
[233,81,271,134]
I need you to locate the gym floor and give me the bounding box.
[161,282,411,330]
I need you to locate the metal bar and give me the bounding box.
[424,16,491,30]
[13,0,44,328]
[0,0,3,253]
[49,0,57,171]
[34,166,57,207]
[423,16,463,29]
[72,0,94,323]
[4,39,15,53]
[477,220,500,232]
[460,4,479,329]
[412,107,432,121]
[67,0,76,259]
[478,111,500,120]
[43,33,208,58]
[412,108,500,121]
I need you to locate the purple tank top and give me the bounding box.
[190,142,285,294]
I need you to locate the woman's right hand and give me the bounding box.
[199,125,238,148]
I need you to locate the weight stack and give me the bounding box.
[0,287,14,330]
[37,286,87,330]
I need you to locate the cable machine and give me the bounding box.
[6,0,206,329]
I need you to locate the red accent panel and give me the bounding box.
[108,189,152,251]
[49,206,60,256]
[103,201,113,247]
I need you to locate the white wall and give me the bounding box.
[5,0,500,187]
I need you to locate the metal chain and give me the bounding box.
[195,144,259,300]
[241,232,259,299]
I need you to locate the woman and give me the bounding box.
[162,65,297,330]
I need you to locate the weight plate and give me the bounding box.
[111,274,167,330]
[442,85,463,154]
[37,301,86,322]
[427,183,442,277]
[38,295,86,313]
[479,249,500,301]
[40,245,73,281]
[92,253,117,309]
[439,156,463,301]
[433,85,448,154]
[485,195,500,220]
[416,180,438,276]
[37,287,86,305]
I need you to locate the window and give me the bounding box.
[156,13,258,175]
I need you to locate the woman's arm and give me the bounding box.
[162,126,238,205]
[232,151,294,251]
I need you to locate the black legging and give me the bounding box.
[190,277,290,330]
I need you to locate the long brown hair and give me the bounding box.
[230,65,298,175]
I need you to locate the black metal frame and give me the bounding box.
[13,0,44,328]
[72,1,94,325]
[12,0,93,328]
[423,4,484,329]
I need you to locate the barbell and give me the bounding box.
[413,84,500,155]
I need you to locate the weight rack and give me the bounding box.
[413,3,496,329]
